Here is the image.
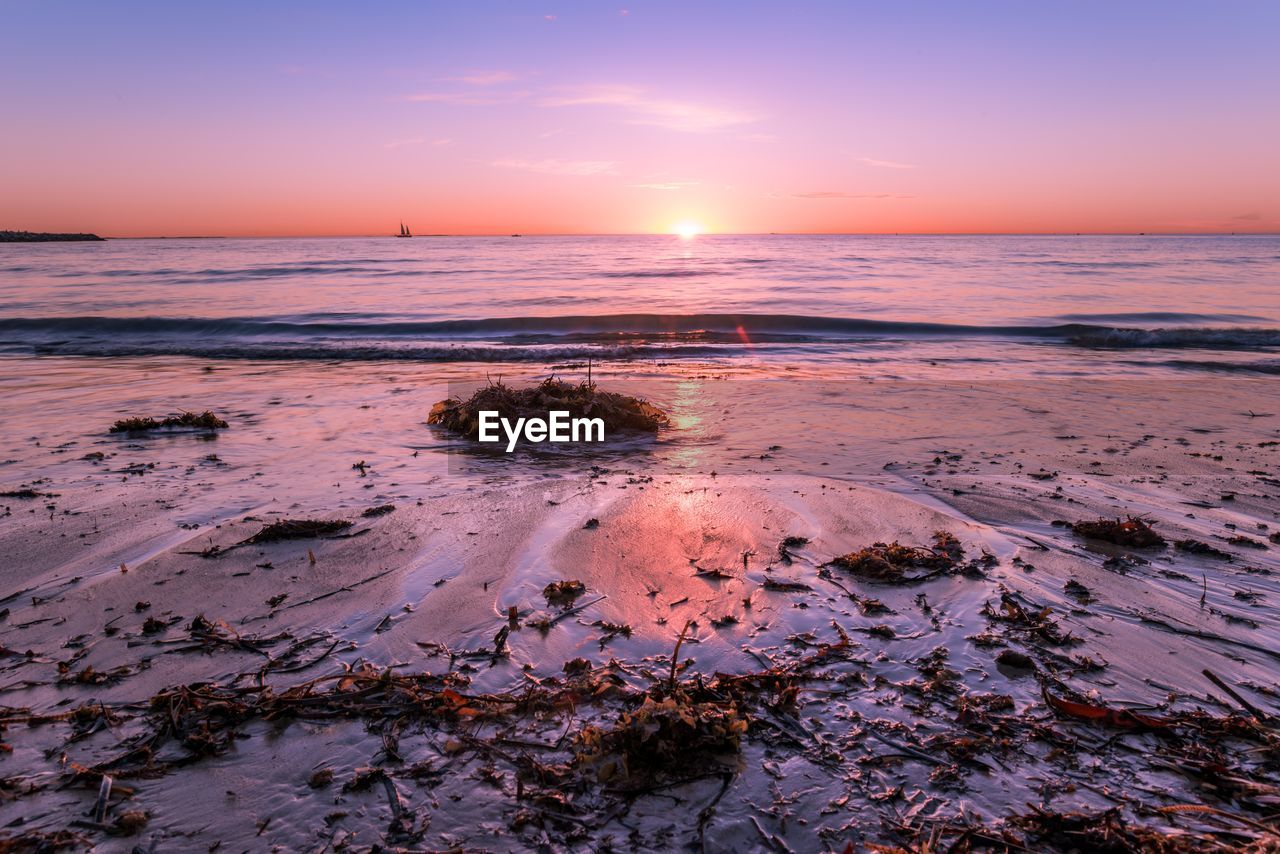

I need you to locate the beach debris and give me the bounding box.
[0,488,45,499]
[361,504,395,517]
[543,580,586,607]
[668,620,695,689]
[582,517,600,529]
[1007,807,1210,852]
[593,621,633,645]
[761,577,811,592]
[777,534,809,564]
[107,810,149,836]
[1202,669,1269,720]
[1175,538,1233,559]
[1103,553,1149,573]
[184,518,357,559]
[1070,516,1166,548]
[241,519,352,543]
[982,594,1078,645]
[89,774,112,823]
[574,695,746,784]
[109,411,228,433]
[427,378,669,439]
[1042,685,1174,732]
[492,625,510,656]
[0,830,91,851]
[827,531,964,583]
[1063,579,1093,603]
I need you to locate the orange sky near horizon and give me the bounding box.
[3,3,1278,237]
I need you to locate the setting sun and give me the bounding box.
[673,221,703,239]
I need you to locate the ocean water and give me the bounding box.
[1,234,1279,373]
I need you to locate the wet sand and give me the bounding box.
[1,357,1278,851]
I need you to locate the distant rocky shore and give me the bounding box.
[0,230,104,242]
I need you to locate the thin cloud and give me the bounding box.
[403,91,528,105]
[492,158,619,176]
[629,181,699,191]
[856,156,916,169]
[384,136,426,149]
[542,85,757,133]
[442,71,519,86]
[792,192,911,199]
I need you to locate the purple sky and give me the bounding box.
[3,1,1278,235]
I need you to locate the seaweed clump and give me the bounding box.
[574,694,747,784]
[427,378,668,440]
[543,579,586,607]
[242,519,352,543]
[110,411,228,433]
[828,531,964,583]
[1070,517,1166,548]
[1007,807,1204,853]
[1174,538,1233,560]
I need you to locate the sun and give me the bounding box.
[673,220,703,239]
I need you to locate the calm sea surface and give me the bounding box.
[1,234,1278,372]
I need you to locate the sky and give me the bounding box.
[2,1,1278,236]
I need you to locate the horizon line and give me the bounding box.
[79,230,1280,240]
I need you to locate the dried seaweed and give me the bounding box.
[1008,806,1202,853]
[543,580,587,608]
[574,694,747,784]
[0,828,90,852]
[982,594,1079,645]
[1071,516,1167,548]
[828,531,964,583]
[1175,539,1233,560]
[427,378,669,439]
[109,411,228,433]
[241,519,352,543]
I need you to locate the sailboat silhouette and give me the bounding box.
[396,222,412,238]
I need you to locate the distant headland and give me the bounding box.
[0,230,105,242]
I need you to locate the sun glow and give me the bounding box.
[673,221,703,239]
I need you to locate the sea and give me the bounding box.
[2,234,1278,374]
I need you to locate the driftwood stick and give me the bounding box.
[1202,668,1268,719]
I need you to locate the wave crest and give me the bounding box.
[2,313,1278,362]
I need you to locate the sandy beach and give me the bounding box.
[1,349,1277,851]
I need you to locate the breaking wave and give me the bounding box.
[2,313,1279,362]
